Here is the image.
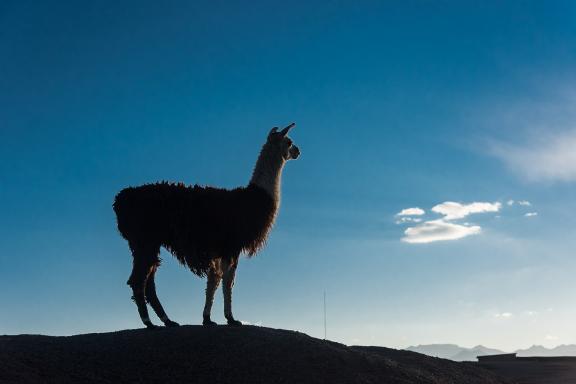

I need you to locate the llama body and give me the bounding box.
[113,124,299,328]
[114,183,276,276]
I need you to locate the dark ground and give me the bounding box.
[0,325,511,384]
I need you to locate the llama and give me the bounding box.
[113,123,300,328]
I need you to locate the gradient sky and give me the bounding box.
[2,0,576,351]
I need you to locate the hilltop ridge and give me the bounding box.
[0,325,508,384]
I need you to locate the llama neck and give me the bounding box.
[249,143,285,202]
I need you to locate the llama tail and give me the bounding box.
[113,187,134,240]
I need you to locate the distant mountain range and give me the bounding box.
[516,344,576,357]
[406,344,576,361]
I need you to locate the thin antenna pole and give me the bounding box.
[323,290,327,340]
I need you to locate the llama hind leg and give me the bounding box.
[202,260,222,326]
[222,257,242,326]
[145,266,179,327]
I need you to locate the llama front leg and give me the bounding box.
[145,266,179,327]
[223,257,242,326]
[202,260,222,326]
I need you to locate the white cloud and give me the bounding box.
[402,220,481,244]
[397,207,425,216]
[398,201,502,244]
[431,201,502,220]
[525,212,538,217]
[494,312,513,319]
[492,130,576,182]
[545,334,559,341]
[508,199,532,207]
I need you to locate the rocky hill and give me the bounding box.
[0,326,510,384]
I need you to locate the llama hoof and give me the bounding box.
[227,319,243,327]
[164,320,180,327]
[145,323,160,330]
[203,318,217,326]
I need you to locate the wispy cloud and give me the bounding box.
[494,312,513,319]
[402,220,481,244]
[480,86,576,183]
[492,129,576,182]
[508,200,532,207]
[505,200,537,218]
[396,217,423,224]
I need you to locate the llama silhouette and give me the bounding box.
[113,124,300,328]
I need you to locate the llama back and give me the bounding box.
[163,183,278,257]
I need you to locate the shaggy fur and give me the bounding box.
[113,182,276,276]
[113,124,299,328]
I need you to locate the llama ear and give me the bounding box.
[269,127,278,136]
[279,122,295,136]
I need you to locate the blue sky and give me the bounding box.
[2,0,576,351]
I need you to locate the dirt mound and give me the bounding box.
[0,326,509,383]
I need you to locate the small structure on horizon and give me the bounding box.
[477,353,576,383]
[478,353,576,363]
[477,353,517,362]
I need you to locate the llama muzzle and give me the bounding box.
[290,145,301,159]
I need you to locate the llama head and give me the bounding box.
[267,123,300,161]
